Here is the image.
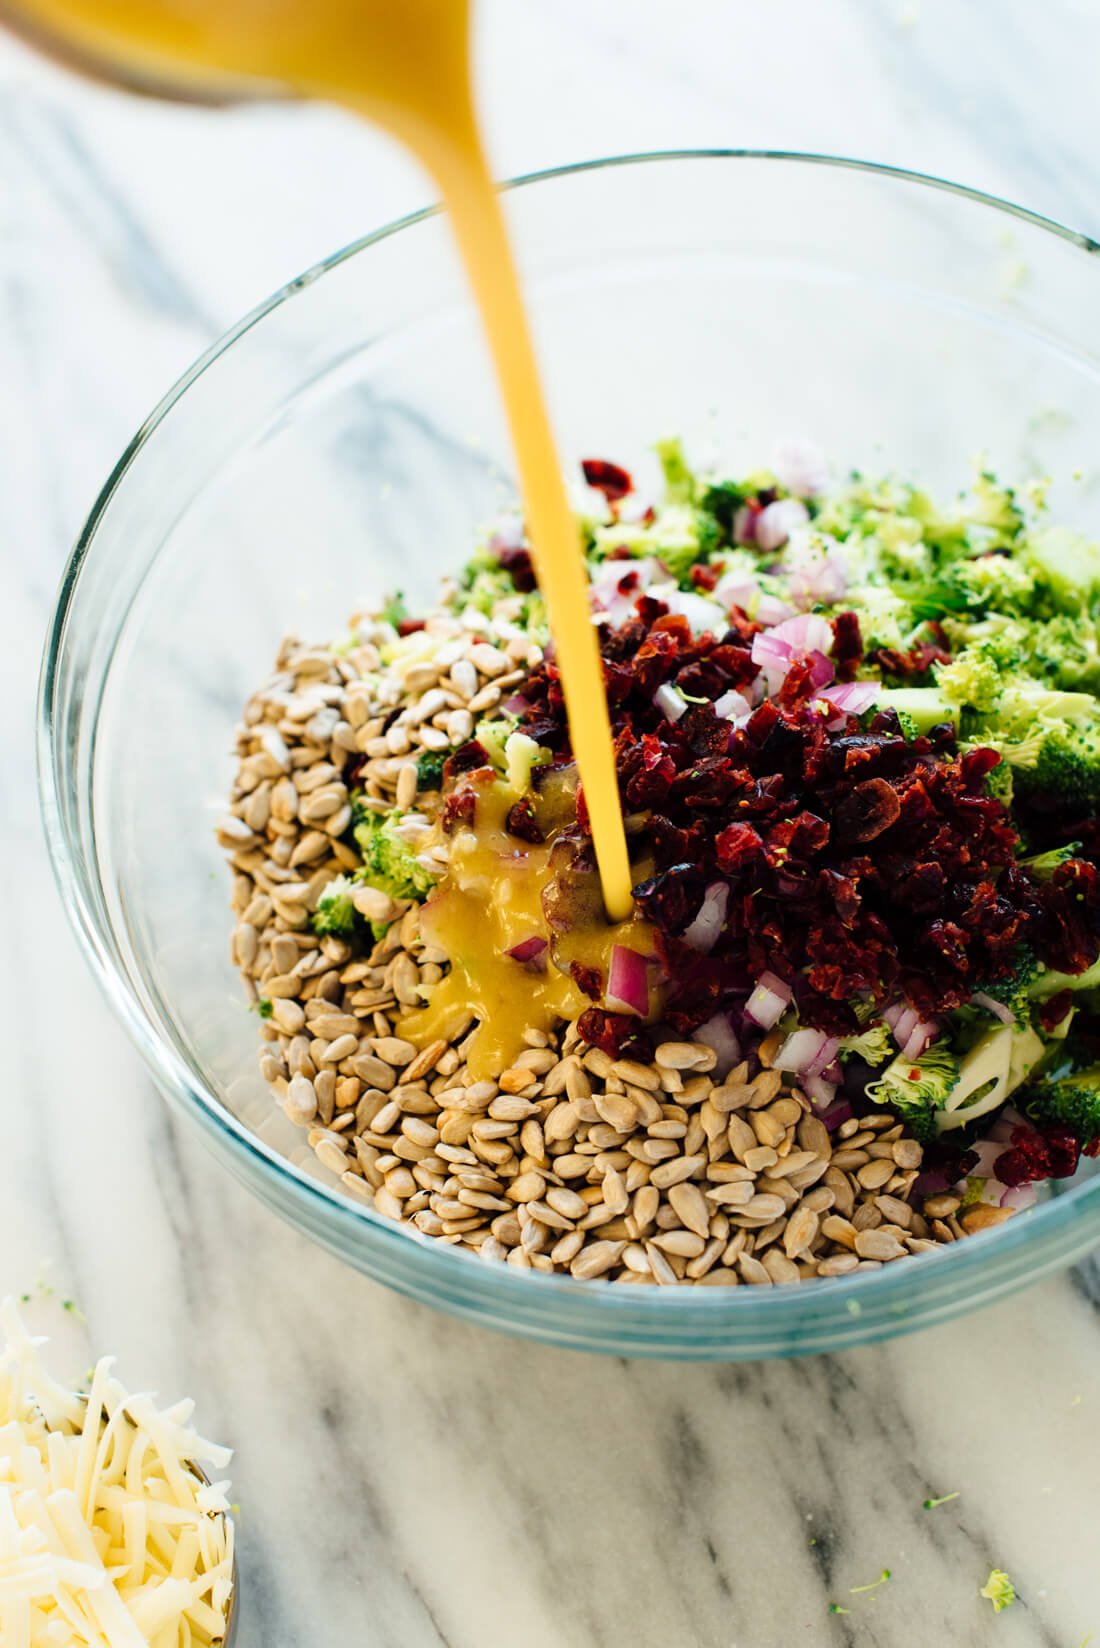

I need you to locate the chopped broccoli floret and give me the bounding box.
[380,591,408,629]
[416,748,450,790]
[657,521,711,584]
[1020,841,1082,880]
[1011,613,1100,691]
[504,730,548,794]
[974,948,1043,1029]
[1025,1065,1100,1142]
[969,684,1100,807]
[457,549,522,616]
[838,1023,894,1066]
[699,479,750,543]
[255,997,273,1019]
[980,1569,1017,1613]
[1030,953,1100,1001]
[934,648,1003,713]
[591,504,706,583]
[1024,726,1100,807]
[1024,524,1100,612]
[475,717,519,771]
[899,554,1037,624]
[311,873,359,938]
[352,809,437,906]
[519,590,551,643]
[996,685,1097,733]
[875,686,956,734]
[840,584,916,656]
[655,435,697,505]
[867,1041,961,1138]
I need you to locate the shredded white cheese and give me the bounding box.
[0,1300,234,1646]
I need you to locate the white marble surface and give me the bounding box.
[3,3,1100,1642]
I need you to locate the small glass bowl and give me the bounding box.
[39,152,1100,1359]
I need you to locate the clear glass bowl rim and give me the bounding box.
[37,149,1100,1357]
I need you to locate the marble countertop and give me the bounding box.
[2,3,1099,1642]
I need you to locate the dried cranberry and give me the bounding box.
[995,1122,1081,1187]
[577,1001,636,1054]
[633,864,707,934]
[831,611,863,681]
[581,458,633,501]
[505,799,544,843]
[443,740,491,779]
[498,543,537,592]
[1038,989,1073,1033]
[833,778,901,843]
[569,961,603,1000]
[715,822,764,872]
[441,787,477,833]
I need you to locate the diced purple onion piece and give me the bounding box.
[681,881,730,954]
[606,945,649,1017]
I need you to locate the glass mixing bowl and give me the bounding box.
[39,152,1100,1359]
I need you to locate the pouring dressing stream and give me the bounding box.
[6,0,635,922]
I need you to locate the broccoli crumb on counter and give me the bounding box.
[980,1569,1017,1612]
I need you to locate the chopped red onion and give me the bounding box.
[755,593,796,626]
[774,1027,830,1074]
[503,693,531,715]
[770,612,834,655]
[889,1005,920,1049]
[806,650,835,689]
[755,498,810,552]
[692,1012,741,1078]
[972,991,1014,1027]
[772,436,828,498]
[745,971,792,1029]
[713,688,753,723]
[988,1108,1023,1143]
[653,683,688,723]
[805,1035,840,1080]
[900,1017,938,1060]
[803,1075,838,1110]
[606,945,649,1017]
[733,505,758,546]
[714,574,760,616]
[911,1165,954,1198]
[788,541,849,609]
[969,1138,1007,1177]
[660,587,728,635]
[589,556,662,624]
[817,1095,853,1130]
[750,630,793,672]
[681,881,730,953]
[821,682,877,718]
[505,936,548,973]
[1001,1182,1038,1211]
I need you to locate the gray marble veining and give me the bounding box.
[1,4,1098,1642]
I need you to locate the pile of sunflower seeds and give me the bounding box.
[219,603,1007,1285]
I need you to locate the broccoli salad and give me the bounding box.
[222,435,1100,1286]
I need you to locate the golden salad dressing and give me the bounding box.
[9,0,640,1064]
[399,770,655,1081]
